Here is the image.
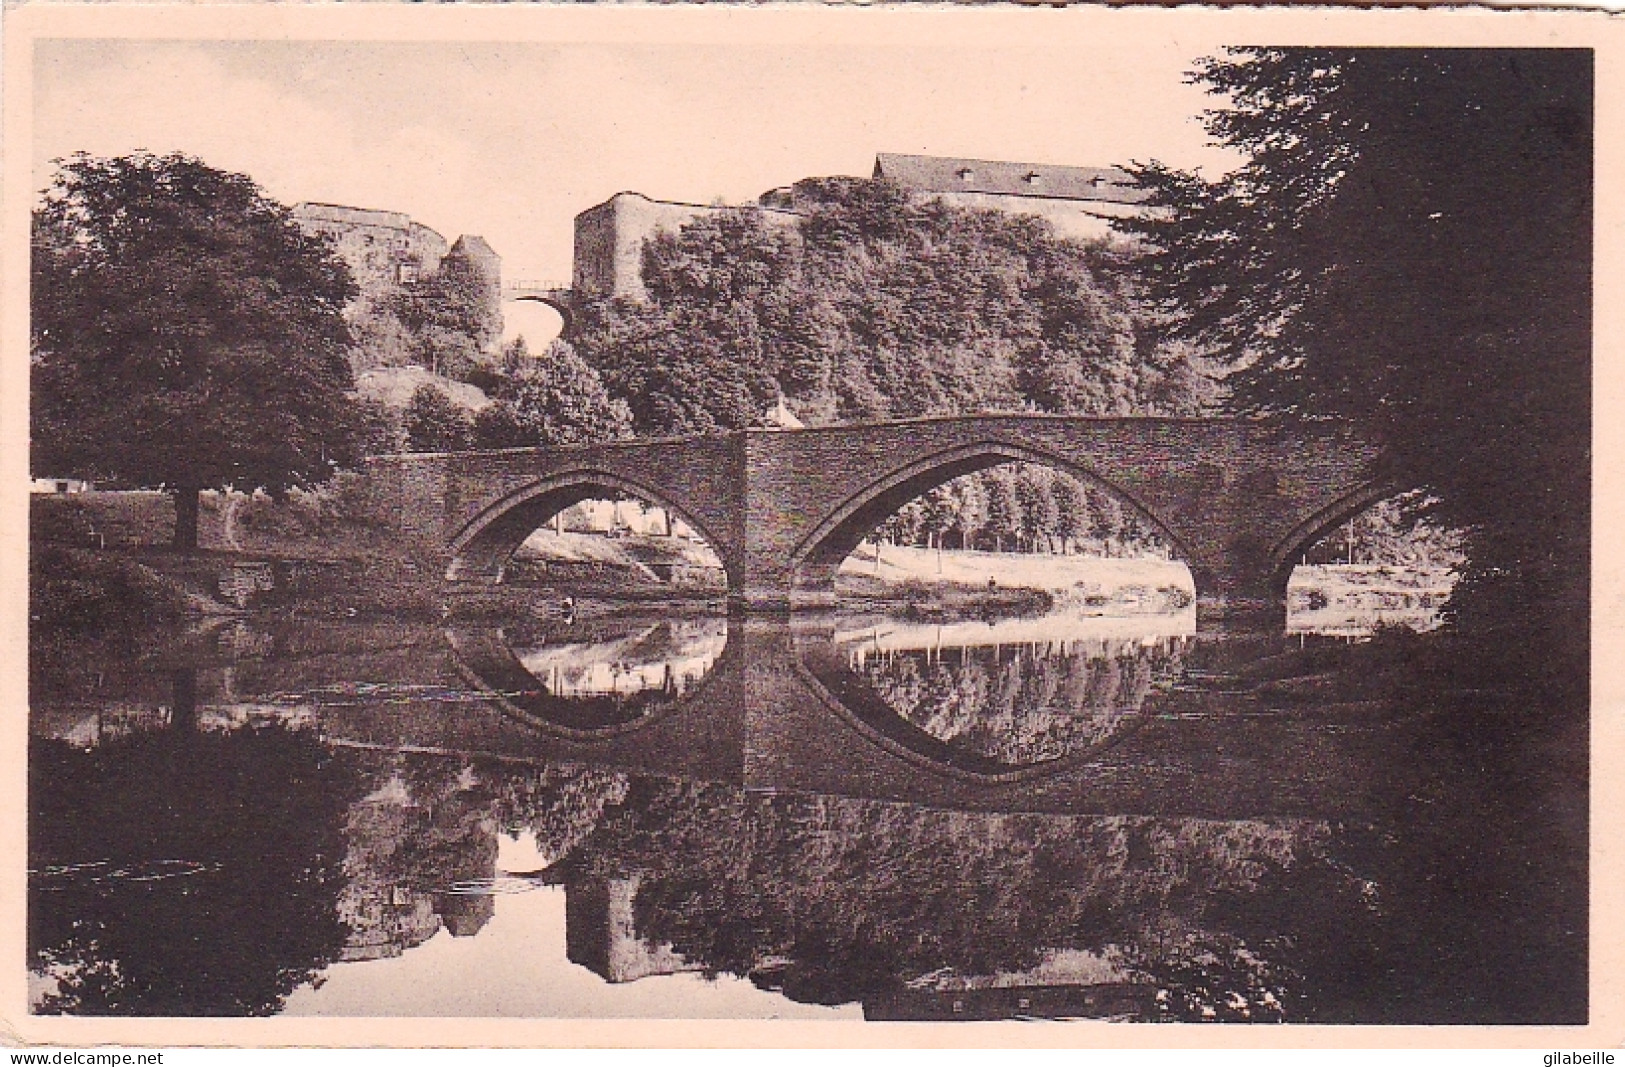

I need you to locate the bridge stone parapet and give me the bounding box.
[363,416,1385,630]
[503,280,576,331]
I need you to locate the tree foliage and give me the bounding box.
[403,384,472,453]
[862,465,1163,557]
[570,210,800,434]
[571,180,1215,439]
[31,152,365,546]
[390,249,501,378]
[1116,49,1591,643]
[554,776,1316,1012]
[29,723,360,1015]
[471,340,633,449]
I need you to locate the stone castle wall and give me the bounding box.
[572,192,800,302]
[568,157,1147,304]
[292,203,450,313]
[294,203,503,368]
[920,191,1142,242]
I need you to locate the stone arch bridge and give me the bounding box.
[363,415,1387,627]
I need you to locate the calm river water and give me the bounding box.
[28,591,1586,1022]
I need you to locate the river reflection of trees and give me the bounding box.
[551,774,1315,1018]
[840,631,1186,767]
[512,620,726,701]
[29,726,361,1015]
[28,609,1585,1023]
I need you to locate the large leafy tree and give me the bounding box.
[32,152,364,548]
[571,209,799,435]
[1117,49,1591,653]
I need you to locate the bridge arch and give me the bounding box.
[790,641,1154,786]
[1265,479,1411,578]
[505,292,574,335]
[446,467,738,586]
[787,439,1195,600]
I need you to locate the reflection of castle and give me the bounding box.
[335,772,500,962]
[562,874,701,983]
[556,867,1157,1018]
[867,947,1154,1021]
[864,980,1158,1022]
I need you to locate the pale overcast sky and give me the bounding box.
[33,35,1238,341]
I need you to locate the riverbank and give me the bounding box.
[30,491,1453,635]
[832,572,1052,621]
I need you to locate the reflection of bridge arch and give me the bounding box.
[789,439,1196,601]
[791,631,1161,785]
[447,615,1163,785]
[446,620,737,740]
[445,468,738,586]
[310,616,1384,817]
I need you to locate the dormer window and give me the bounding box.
[956,167,975,182]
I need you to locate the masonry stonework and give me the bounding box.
[292,202,449,313]
[571,192,801,302]
[293,203,504,358]
[364,415,1383,630]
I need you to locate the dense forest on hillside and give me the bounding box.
[572,177,1216,432]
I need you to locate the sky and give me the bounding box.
[33,34,1239,341]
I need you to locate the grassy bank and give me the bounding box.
[833,572,1052,621]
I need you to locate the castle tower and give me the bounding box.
[443,235,504,350]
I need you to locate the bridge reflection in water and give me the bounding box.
[312,610,1403,820]
[28,604,1584,1023]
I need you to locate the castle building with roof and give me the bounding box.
[871,153,1150,241]
[568,154,1147,303]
